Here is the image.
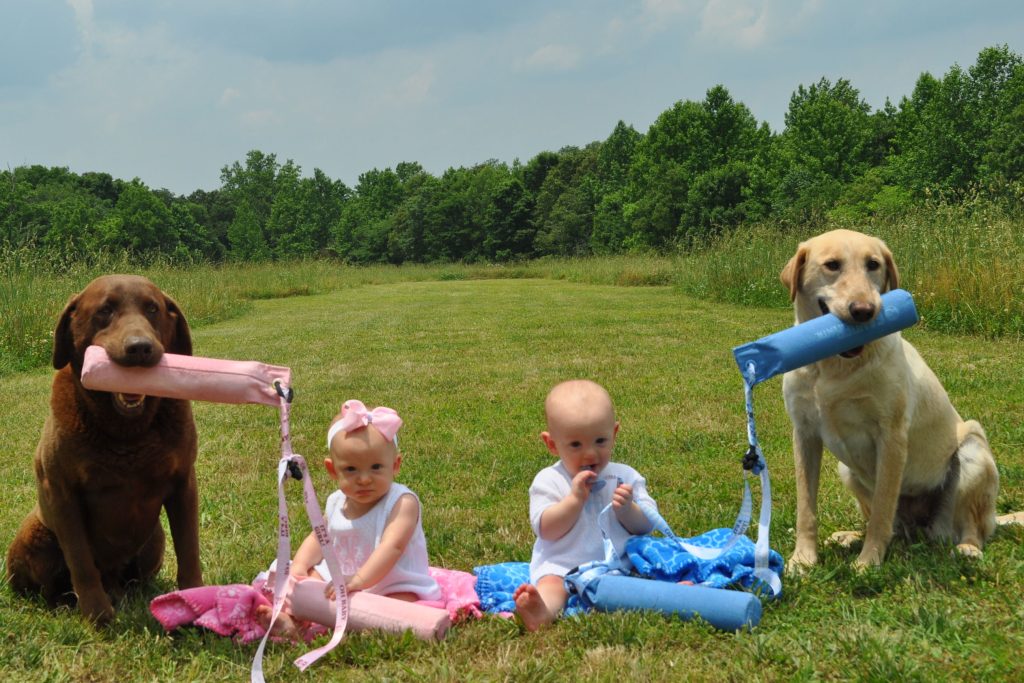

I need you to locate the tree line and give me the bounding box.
[3,45,1022,265]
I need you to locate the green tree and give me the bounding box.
[625,86,768,247]
[333,165,413,263]
[590,121,642,253]
[483,176,533,261]
[220,150,279,258]
[266,160,307,257]
[388,174,441,263]
[893,45,1023,195]
[103,179,174,253]
[227,198,270,260]
[775,77,873,220]
[533,145,601,256]
[42,193,103,253]
[170,202,217,261]
[976,47,1024,187]
[188,188,235,256]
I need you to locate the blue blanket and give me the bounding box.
[474,528,783,614]
[626,528,783,591]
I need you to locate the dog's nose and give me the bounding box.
[123,337,156,365]
[849,301,876,323]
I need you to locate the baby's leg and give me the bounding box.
[383,591,420,602]
[514,575,567,631]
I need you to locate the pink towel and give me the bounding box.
[424,567,483,622]
[149,567,482,643]
[150,584,271,644]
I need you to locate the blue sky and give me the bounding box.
[3,1,1023,195]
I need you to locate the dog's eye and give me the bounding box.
[145,302,159,315]
[97,305,113,318]
[824,259,841,272]
[866,259,881,271]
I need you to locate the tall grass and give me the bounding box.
[676,201,1024,338]
[0,252,682,377]
[3,201,1022,376]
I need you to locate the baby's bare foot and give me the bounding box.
[513,584,552,632]
[255,604,300,641]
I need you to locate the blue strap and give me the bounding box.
[637,362,779,596]
[742,361,781,597]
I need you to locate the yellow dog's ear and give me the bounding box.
[780,243,808,302]
[880,241,900,292]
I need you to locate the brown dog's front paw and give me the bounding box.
[177,574,203,590]
[79,592,116,626]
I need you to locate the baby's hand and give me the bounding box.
[611,482,634,509]
[570,470,598,501]
[324,582,335,601]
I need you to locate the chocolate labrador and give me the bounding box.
[5,274,202,624]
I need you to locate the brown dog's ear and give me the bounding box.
[780,244,808,302]
[165,294,193,356]
[881,242,900,292]
[52,294,79,369]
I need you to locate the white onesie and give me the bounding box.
[528,461,657,583]
[313,482,441,600]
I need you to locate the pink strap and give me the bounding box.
[251,395,351,682]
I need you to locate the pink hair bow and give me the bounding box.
[327,400,403,448]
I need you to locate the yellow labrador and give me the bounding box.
[779,229,1007,571]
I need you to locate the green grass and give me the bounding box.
[2,278,1022,681]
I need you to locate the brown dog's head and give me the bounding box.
[780,229,899,357]
[53,274,192,416]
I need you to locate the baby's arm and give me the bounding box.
[289,531,326,578]
[612,483,654,535]
[537,470,596,541]
[345,493,420,593]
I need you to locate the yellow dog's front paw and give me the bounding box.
[955,542,983,558]
[786,549,817,575]
[828,530,863,549]
[853,546,885,571]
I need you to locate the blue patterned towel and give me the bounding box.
[473,562,584,615]
[473,562,529,613]
[626,528,783,593]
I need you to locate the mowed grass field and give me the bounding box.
[2,277,1023,682]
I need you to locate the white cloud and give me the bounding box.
[522,44,580,71]
[219,87,241,106]
[67,0,95,53]
[241,109,280,128]
[699,0,768,49]
[641,0,697,20]
[397,62,435,104]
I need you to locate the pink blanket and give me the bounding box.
[150,567,482,643]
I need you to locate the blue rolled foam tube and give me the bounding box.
[733,288,919,386]
[580,574,761,631]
